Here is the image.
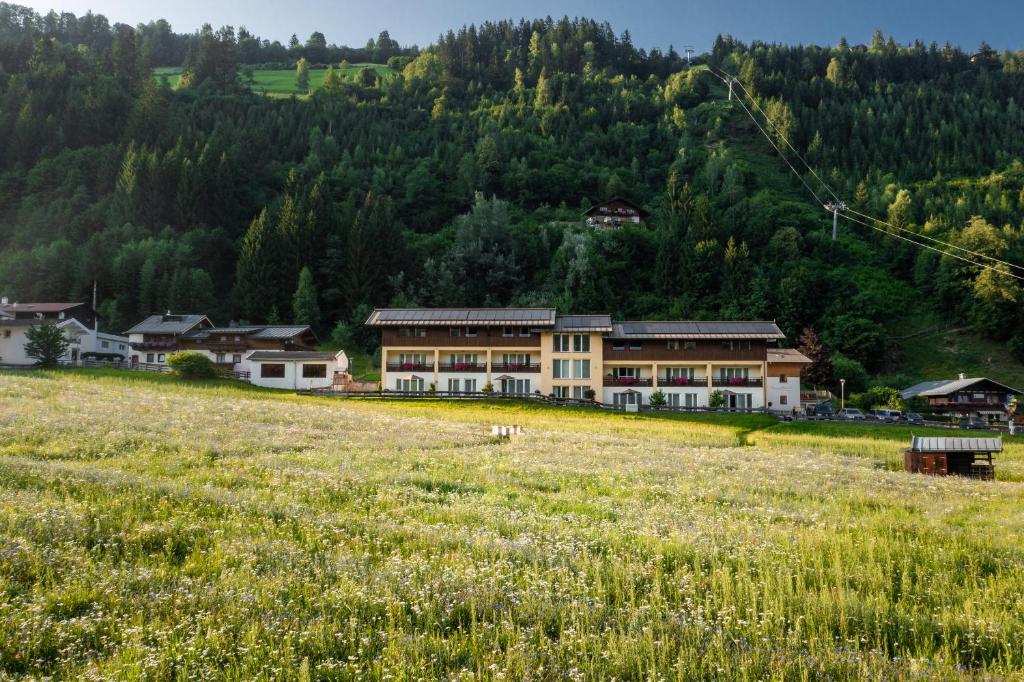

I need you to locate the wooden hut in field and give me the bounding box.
[903,436,999,480]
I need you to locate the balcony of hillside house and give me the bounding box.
[490,362,542,373]
[130,340,176,351]
[603,375,654,388]
[661,375,706,387]
[386,361,435,372]
[438,362,487,373]
[711,377,763,388]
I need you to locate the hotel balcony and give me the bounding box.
[603,376,654,388]
[386,362,436,372]
[711,377,763,388]
[660,376,706,387]
[438,363,487,373]
[491,362,542,373]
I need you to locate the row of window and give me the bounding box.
[552,334,591,353]
[398,327,534,338]
[612,392,757,408]
[392,331,755,353]
[552,359,591,379]
[99,340,127,351]
[610,340,754,352]
[394,378,533,395]
[259,363,327,379]
[396,353,533,365]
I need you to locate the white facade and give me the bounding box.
[766,376,801,413]
[244,351,348,390]
[0,318,98,366]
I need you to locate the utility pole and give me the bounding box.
[727,77,734,101]
[824,201,847,241]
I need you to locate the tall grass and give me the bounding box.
[1,371,1022,679]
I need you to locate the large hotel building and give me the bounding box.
[366,308,809,411]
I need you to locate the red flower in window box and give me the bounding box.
[618,376,636,386]
[670,377,690,386]
[400,362,414,370]
[728,376,744,386]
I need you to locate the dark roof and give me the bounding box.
[909,436,1002,453]
[366,308,557,327]
[610,321,785,340]
[552,315,613,332]
[768,348,812,364]
[0,302,85,314]
[125,314,212,335]
[902,377,1022,399]
[184,325,314,341]
[582,197,651,219]
[247,351,339,362]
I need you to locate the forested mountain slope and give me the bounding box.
[1,3,1023,388]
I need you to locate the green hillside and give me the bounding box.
[154,63,397,96]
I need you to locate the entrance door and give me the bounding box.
[727,393,751,410]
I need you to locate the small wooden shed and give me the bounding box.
[903,436,999,480]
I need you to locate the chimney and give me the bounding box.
[958,372,967,380]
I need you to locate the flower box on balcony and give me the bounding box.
[727,377,745,386]
[617,376,637,386]
[670,377,691,386]
[454,363,470,371]
[400,363,415,370]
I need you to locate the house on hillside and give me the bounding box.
[178,324,320,371]
[125,313,214,366]
[245,350,349,390]
[0,298,128,365]
[901,374,1021,421]
[583,197,650,229]
[364,308,806,410]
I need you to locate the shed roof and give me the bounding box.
[552,314,613,332]
[768,348,812,364]
[909,436,1002,453]
[902,377,1022,399]
[125,314,211,335]
[610,321,785,340]
[247,351,339,362]
[366,308,557,327]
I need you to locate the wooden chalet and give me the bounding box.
[583,197,650,228]
[901,375,1021,420]
[904,436,999,480]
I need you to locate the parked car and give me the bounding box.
[904,412,925,426]
[871,409,902,423]
[810,402,835,420]
[958,416,989,430]
[837,408,866,420]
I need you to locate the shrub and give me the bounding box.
[854,386,907,412]
[649,390,667,407]
[583,389,596,401]
[709,390,725,408]
[167,352,218,380]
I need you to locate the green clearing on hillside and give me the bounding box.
[153,64,396,96]
[1,370,1023,679]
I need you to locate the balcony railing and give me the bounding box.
[130,341,176,350]
[603,376,654,387]
[438,363,487,373]
[661,376,704,387]
[711,377,763,388]
[491,363,541,373]
[386,362,435,372]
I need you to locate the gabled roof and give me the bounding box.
[125,314,212,335]
[768,348,812,364]
[0,302,85,314]
[247,351,340,362]
[610,321,785,340]
[902,377,1022,399]
[184,325,314,341]
[366,308,557,327]
[552,315,613,332]
[909,436,1002,453]
[582,197,651,219]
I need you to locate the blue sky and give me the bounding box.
[21,0,1024,51]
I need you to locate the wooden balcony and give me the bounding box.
[491,363,541,373]
[386,362,435,372]
[660,377,706,387]
[711,377,763,388]
[438,363,487,373]
[603,376,654,387]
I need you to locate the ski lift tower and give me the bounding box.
[824,201,848,241]
[684,46,695,66]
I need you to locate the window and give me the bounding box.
[553,386,569,399]
[666,393,681,407]
[612,341,625,351]
[395,377,425,392]
[463,379,477,392]
[450,327,461,337]
[666,340,680,350]
[572,359,591,379]
[779,374,788,384]
[613,392,641,406]
[573,334,590,353]
[221,335,228,342]
[519,327,531,337]
[684,341,696,350]
[780,395,788,405]
[414,328,426,337]
[398,353,427,366]
[234,336,241,342]
[261,363,286,378]
[629,342,642,351]
[553,359,570,379]
[302,364,327,378]
[722,340,752,351]
[572,386,587,400]
[448,378,461,393]
[101,340,109,349]
[233,354,242,364]
[553,335,570,353]
[157,354,165,362]
[466,327,478,338]
[146,353,154,363]
[500,378,531,395]
[612,367,637,379]
[502,327,514,337]
[665,367,695,380]
[399,328,411,337]
[448,353,479,366]
[666,393,697,407]
[720,367,750,380]
[216,353,226,364]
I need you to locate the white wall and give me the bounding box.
[0,327,32,365]
[249,361,338,390]
[766,376,801,413]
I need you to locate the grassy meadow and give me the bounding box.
[1,370,1024,679]
[154,64,396,97]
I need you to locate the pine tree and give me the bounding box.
[24,323,71,367]
[292,266,321,331]
[296,57,310,93]
[235,209,281,322]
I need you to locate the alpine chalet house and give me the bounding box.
[0,298,129,365]
[365,308,795,410]
[177,324,320,371]
[583,197,650,229]
[125,313,213,366]
[766,348,812,413]
[901,375,1021,421]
